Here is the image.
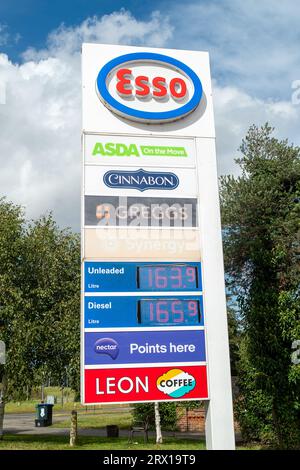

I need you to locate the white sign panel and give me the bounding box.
[82,44,215,137]
[84,166,198,197]
[81,43,235,450]
[84,134,196,168]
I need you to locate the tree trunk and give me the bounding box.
[154,401,162,444]
[69,410,78,447]
[272,400,284,449]
[0,375,6,441]
[0,399,4,440]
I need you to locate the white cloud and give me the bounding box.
[0,8,299,231]
[23,10,173,60]
[213,82,300,176]
[169,0,300,100]
[0,23,21,47]
[0,24,10,46]
[0,10,173,230]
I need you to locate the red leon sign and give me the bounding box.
[84,365,208,404]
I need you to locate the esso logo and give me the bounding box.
[116,69,188,100]
[96,52,203,123]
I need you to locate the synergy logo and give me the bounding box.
[96,52,203,123]
[94,338,119,360]
[157,369,196,398]
[103,169,179,192]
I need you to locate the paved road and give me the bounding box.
[3,408,132,435]
[3,411,242,442]
[3,411,205,440]
[4,412,68,435]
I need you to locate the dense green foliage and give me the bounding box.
[220,124,300,448]
[132,401,203,432]
[133,402,178,430]
[0,200,80,400]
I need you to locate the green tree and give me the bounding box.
[0,198,25,438]
[133,402,178,430]
[220,124,300,448]
[0,202,80,438]
[227,304,241,376]
[8,213,81,398]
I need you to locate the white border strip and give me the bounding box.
[82,397,209,406]
[84,291,203,297]
[84,361,207,369]
[84,325,205,332]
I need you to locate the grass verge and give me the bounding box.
[52,412,132,429]
[0,434,207,450]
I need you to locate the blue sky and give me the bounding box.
[1,0,300,99]
[0,0,165,58]
[0,0,149,56]
[0,0,299,229]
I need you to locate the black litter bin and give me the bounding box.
[35,403,54,427]
[106,425,119,437]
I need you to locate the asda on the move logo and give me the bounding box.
[103,169,179,192]
[157,369,196,398]
[96,52,203,123]
[92,142,188,158]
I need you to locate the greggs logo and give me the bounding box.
[96,52,203,123]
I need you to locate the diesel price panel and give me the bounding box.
[84,295,204,328]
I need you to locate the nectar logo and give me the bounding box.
[156,369,196,398]
[94,338,119,359]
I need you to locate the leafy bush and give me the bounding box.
[132,402,178,430]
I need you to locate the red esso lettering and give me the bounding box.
[169,77,187,99]
[152,77,167,98]
[135,75,150,96]
[116,68,133,96]
[116,68,187,100]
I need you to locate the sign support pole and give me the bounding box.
[197,138,235,449]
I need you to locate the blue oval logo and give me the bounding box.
[94,337,119,360]
[96,52,203,123]
[103,168,179,192]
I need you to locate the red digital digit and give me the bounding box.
[170,77,187,99]
[188,301,198,318]
[186,267,196,286]
[147,268,153,288]
[156,301,169,323]
[170,267,182,289]
[155,268,168,288]
[116,68,133,96]
[171,300,184,323]
[149,302,154,322]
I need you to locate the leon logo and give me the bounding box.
[96,52,203,123]
[94,338,119,360]
[156,369,196,398]
[103,169,179,192]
